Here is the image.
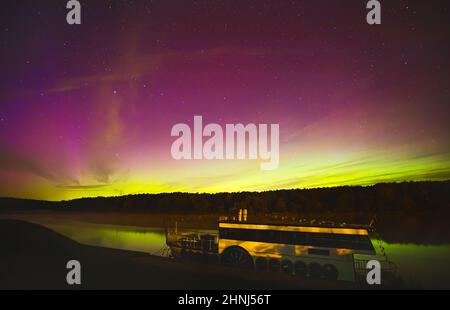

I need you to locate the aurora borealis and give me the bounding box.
[1,0,449,200]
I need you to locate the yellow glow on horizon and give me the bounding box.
[1,147,449,201]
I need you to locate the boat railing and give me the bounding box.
[166,228,218,252]
[353,256,398,285]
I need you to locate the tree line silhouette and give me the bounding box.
[1,181,449,216]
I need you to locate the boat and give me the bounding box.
[165,209,396,283]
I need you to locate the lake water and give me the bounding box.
[47,221,168,255]
[46,221,450,289]
[378,241,450,289]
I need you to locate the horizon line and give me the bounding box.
[0,179,448,203]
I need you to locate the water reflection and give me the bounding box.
[378,241,450,289]
[47,221,167,255]
[35,220,450,289]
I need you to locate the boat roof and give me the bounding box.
[219,221,369,236]
[220,215,370,228]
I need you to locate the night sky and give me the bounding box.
[1,0,449,200]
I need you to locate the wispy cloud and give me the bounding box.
[0,143,79,185]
